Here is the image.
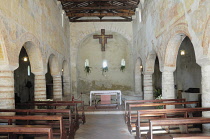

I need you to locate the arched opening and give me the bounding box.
[174,37,201,103]
[135,58,143,99]
[14,47,35,106]
[153,56,162,99]
[45,62,53,99]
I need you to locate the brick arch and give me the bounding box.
[164,24,195,68]
[15,33,44,73]
[202,17,210,55]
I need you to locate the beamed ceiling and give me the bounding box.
[58,0,139,22]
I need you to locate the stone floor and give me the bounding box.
[75,114,135,139]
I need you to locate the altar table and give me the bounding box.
[90,90,122,106]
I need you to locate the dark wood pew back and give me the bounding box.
[0,115,66,139]
[0,109,75,137]
[136,107,210,138]
[0,125,53,139]
[149,117,210,139]
[124,99,186,123]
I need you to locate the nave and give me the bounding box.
[75,114,134,139]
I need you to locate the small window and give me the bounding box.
[28,66,31,76]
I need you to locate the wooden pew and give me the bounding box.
[127,101,199,133]
[0,125,53,139]
[136,107,210,138]
[31,100,86,124]
[0,115,66,139]
[0,109,75,137]
[124,99,186,123]
[17,102,79,130]
[148,117,210,139]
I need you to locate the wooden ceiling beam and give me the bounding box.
[67,12,134,17]
[70,19,132,22]
[63,5,137,10]
[59,0,138,3]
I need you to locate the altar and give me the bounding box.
[89,90,122,106]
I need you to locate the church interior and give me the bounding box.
[0,0,209,139]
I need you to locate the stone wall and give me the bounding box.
[0,0,71,108]
[70,22,134,100]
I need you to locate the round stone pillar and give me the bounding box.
[34,73,47,100]
[53,75,62,100]
[0,71,15,109]
[63,76,71,99]
[143,73,153,100]
[201,65,210,132]
[161,67,175,109]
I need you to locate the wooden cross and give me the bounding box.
[93,29,113,51]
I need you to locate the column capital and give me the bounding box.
[160,66,176,72]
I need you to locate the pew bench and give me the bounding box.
[124,99,186,123]
[127,101,199,134]
[136,107,210,138]
[0,109,75,138]
[31,101,86,124]
[0,125,53,139]
[0,115,67,139]
[148,117,210,139]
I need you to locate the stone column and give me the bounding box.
[0,71,15,109]
[143,73,153,100]
[161,67,175,109]
[63,76,71,100]
[201,65,210,132]
[52,75,62,100]
[135,72,143,99]
[34,73,46,100]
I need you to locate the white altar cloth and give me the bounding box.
[90,90,122,106]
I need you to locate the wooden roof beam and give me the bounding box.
[70,19,132,22]
[60,0,138,3]
[63,5,137,10]
[67,12,134,17]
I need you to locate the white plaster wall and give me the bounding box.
[70,22,133,98]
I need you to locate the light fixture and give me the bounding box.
[84,59,91,75]
[85,59,89,67]
[180,50,185,56]
[140,66,143,69]
[102,60,108,75]
[23,57,28,62]
[62,69,64,72]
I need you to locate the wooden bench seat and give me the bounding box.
[148,117,210,139]
[127,101,199,133]
[0,115,67,139]
[31,101,86,124]
[0,124,53,139]
[124,99,185,123]
[0,109,75,138]
[136,107,210,138]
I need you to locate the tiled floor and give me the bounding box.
[75,114,135,139]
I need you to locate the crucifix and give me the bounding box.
[93,29,113,51]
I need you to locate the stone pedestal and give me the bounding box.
[143,73,153,100]
[34,73,46,100]
[53,75,62,100]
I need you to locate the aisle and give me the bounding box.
[75,114,135,139]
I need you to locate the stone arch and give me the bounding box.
[135,57,143,98]
[164,23,201,68]
[15,33,44,73]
